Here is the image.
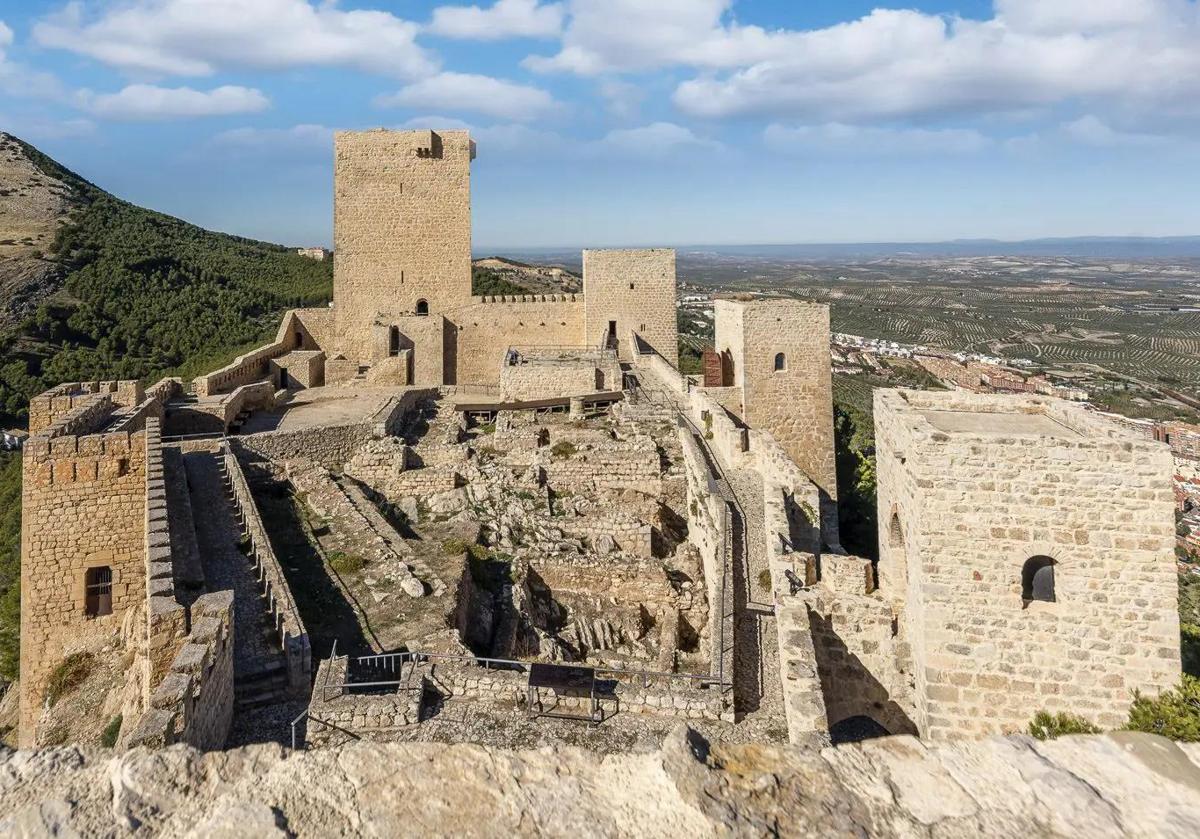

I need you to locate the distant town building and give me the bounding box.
[296,247,331,261]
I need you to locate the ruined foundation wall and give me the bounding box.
[875,390,1181,739]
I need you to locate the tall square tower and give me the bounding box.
[333,130,475,360]
[713,298,837,537]
[875,389,1181,739]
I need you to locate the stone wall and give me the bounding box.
[193,311,306,397]
[19,408,149,746]
[126,590,235,751]
[143,419,189,692]
[27,380,142,434]
[451,297,585,387]
[875,389,1181,739]
[583,248,678,365]
[333,130,475,362]
[678,425,734,690]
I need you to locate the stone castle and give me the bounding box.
[15,130,1181,760]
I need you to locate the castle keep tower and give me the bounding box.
[874,389,1181,739]
[333,130,475,363]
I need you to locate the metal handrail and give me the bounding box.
[677,410,738,694]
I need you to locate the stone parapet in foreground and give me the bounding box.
[2,728,1199,837]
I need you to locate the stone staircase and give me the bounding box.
[183,449,294,711]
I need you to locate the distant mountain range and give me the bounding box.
[486,236,1200,263]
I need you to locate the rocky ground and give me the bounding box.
[3,727,1200,837]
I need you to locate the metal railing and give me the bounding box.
[677,411,737,693]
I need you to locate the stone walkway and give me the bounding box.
[183,450,288,695]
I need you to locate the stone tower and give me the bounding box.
[712,298,838,543]
[874,389,1181,739]
[582,248,679,366]
[332,129,476,363]
[18,385,150,746]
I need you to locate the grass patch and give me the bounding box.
[1028,711,1101,740]
[550,441,578,459]
[44,652,94,707]
[100,714,122,748]
[327,551,365,575]
[41,724,69,746]
[442,537,475,556]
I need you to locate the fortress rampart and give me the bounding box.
[126,589,235,750]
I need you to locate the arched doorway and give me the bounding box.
[416,299,429,316]
[829,715,890,745]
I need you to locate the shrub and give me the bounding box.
[44,652,94,707]
[327,551,365,575]
[1028,711,1101,740]
[1183,623,1200,679]
[1125,676,1200,742]
[100,714,122,748]
[442,537,474,556]
[757,569,773,591]
[550,441,577,459]
[41,724,69,746]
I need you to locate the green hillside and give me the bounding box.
[0,136,334,685]
[0,135,333,427]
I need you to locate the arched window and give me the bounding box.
[85,566,113,617]
[773,352,787,372]
[888,513,904,549]
[415,299,429,316]
[1022,556,1056,603]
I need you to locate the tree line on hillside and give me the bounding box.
[0,181,333,428]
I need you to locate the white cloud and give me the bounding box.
[375,72,559,122]
[393,115,476,132]
[764,123,991,156]
[79,84,269,120]
[0,19,65,99]
[597,79,643,119]
[34,0,435,79]
[525,0,774,75]
[211,123,333,151]
[429,0,563,40]
[526,1,1200,128]
[1058,115,1173,147]
[671,6,1200,122]
[587,122,721,158]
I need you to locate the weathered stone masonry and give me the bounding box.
[875,389,1181,739]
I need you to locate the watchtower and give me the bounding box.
[332,129,476,364]
[874,389,1181,739]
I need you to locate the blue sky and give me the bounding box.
[1,0,1198,249]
